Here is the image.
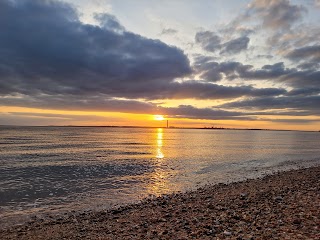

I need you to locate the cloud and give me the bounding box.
[195,31,249,55]
[194,59,320,90]
[161,105,254,120]
[0,112,118,126]
[0,104,264,123]
[4,105,317,124]
[297,62,319,70]
[0,0,317,125]
[195,31,221,52]
[220,95,320,114]
[256,54,273,59]
[287,87,320,97]
[286,45,320,63]
[248,0,307,30]
[0,95,157,114]
[6,112,112,121]
[221,36,250,54]
[157,81,286,100]
[194,61,251,82]
[226,0,310,56]
[269,119,320,124]
[160,28,178,35]
[266,25,320,53]
[0,0,289,111]
[195,60,287,82]
[0,0,191,98]
[0,80,286,115]
[94,13,125,32]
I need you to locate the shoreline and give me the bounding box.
[1,166,319,239]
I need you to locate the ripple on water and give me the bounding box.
[0,127,319,228]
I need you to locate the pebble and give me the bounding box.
[1,166,319,240]
[275,196,283,202]
[240,192,248,199]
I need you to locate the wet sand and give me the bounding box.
[1,166,319,239]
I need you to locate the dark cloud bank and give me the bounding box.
[0,0,319,124]
[0,0,191,97]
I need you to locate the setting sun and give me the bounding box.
[154,115,164,121]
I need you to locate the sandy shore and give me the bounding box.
[1,166,319,239]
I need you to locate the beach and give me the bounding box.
[1,166,319,239]
[1,0,320,239]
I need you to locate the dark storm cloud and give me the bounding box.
[0,0,191,97]
[195,31,249,55]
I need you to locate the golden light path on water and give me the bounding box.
[156,128,164,159]
[145,128,175,196]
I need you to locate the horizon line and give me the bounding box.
[0,124,319,133]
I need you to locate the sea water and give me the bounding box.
[0,126,319,227]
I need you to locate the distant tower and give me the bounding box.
[167,120,169,128]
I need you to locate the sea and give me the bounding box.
[0,126,319,228]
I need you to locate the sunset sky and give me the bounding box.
[0,0,319,130]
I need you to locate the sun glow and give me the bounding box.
[154,115,164,121]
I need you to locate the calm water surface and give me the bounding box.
[0,126,319,227]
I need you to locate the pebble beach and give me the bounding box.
[1,166,319,240]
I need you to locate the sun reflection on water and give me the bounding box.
[144,128,172,196]
[156,128,164,159]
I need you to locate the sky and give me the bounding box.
[0,0,320,130]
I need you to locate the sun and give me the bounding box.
[154,115,164,121]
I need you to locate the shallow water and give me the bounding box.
[0,126,319,227]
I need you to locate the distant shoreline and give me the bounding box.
[1,166,319,239]
[1,125,319,133]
